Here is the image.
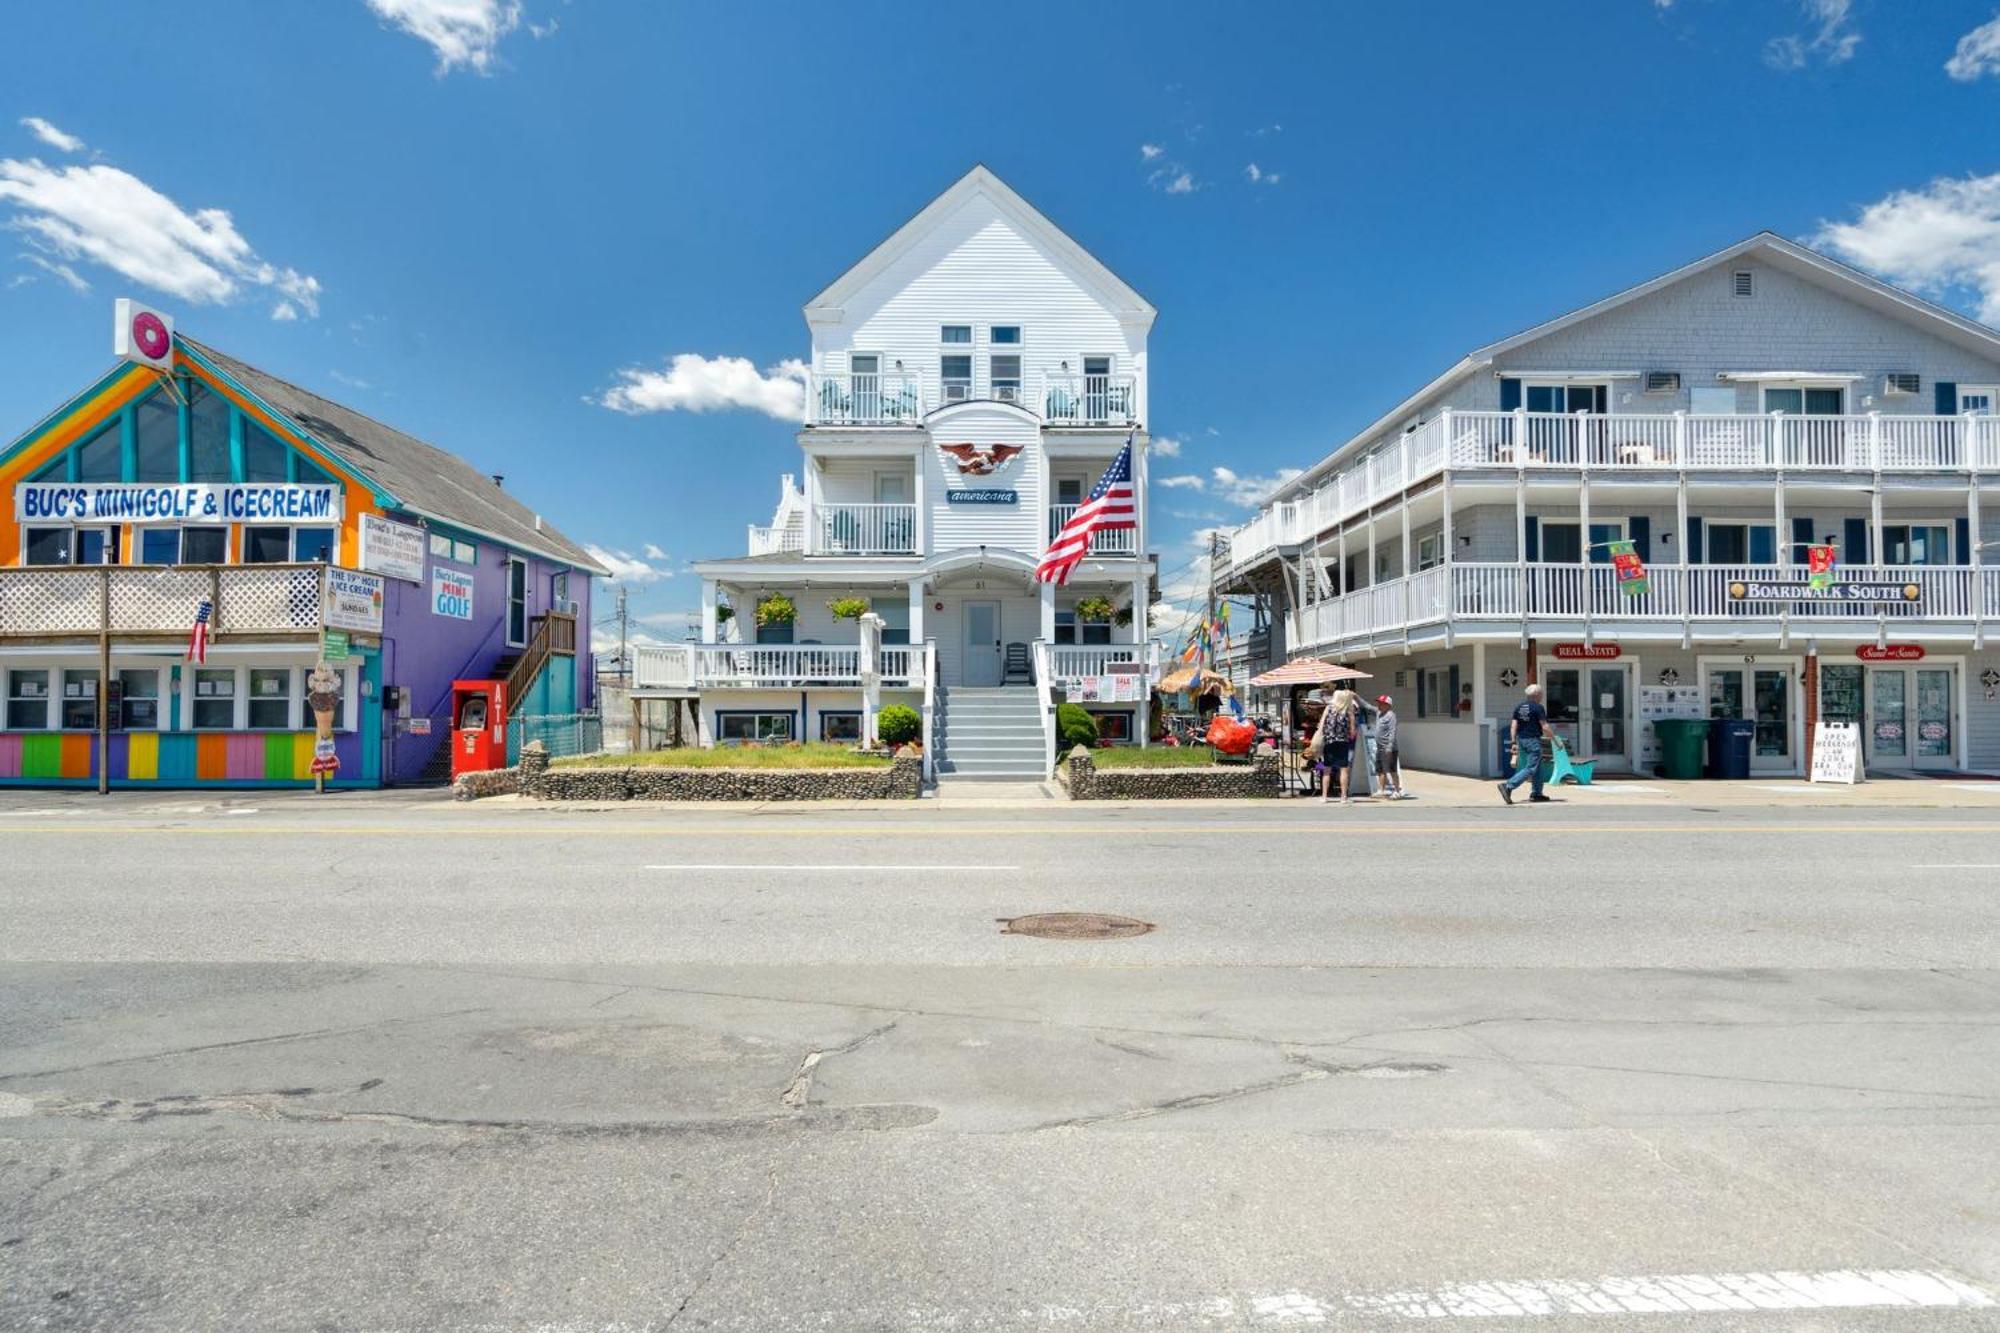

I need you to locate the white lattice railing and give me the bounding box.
[0,564,363,637]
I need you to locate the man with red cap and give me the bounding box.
[1372,693,1407,799]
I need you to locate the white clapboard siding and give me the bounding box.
[921,403,1044,553]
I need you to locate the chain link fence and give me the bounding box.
[509,712,603,760]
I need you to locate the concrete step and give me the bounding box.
[936,761,1051,777]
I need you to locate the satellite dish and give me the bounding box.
[113,298,174,369]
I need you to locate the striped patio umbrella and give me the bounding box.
[1247,657,1373,688]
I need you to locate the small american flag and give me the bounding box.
[187,598,212,664]
[1036,434,1137,586]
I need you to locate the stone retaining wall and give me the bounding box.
[459,742,923,802]
[1059,746,1279,800]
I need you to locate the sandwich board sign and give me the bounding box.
[1809,721,1863,785]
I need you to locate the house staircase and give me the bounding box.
[932,685,1048,781]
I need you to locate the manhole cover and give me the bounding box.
[999,912,1155,940]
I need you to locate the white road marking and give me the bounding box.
[1912,864,2000,870]
[645,864,1017,872]
[1751,784,1820,793]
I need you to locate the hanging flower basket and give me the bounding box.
[755,593,797,628]
[827,596,870,622]
[1074,596,1116,623]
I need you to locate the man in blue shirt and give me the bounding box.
[1499,683,1555,805]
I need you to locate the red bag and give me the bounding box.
[1206,716,1255,755]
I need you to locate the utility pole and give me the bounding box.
[1205,529,1220,671]
[616,585,629,684]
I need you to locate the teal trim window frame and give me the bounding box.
[25,382,344,491]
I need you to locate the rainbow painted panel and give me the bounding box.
[195,734,227,781]
[59,735,92,780]
[126,732,158,781]
[20,734,61,780]
[0,734,20,778]
[224,735,263,780]
[157,734,197,782]
[291,732,314,779]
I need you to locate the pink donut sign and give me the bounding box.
[113,297,174,368]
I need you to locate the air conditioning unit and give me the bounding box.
[1643,371,1681,394]
[1884,372,1921,396]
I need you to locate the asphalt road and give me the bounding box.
[2,791,1997,1330]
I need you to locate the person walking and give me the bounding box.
[1316,686,1360,805]
[1372,694,1407,799]
[1498,682,1555,805]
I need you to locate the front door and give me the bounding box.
[1541,663,1632,772]
[963,600,1002,687]
[1867,667,1956,770]
[1707,664,1795,772]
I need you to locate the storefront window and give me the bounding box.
[718,712,792,743]
[7,669,50,730]
[24,528,69,565]
[134,392,180,481]
[821,712,862,742]
[192,668,237,729]
[182,527,227,565]
[74,527,120,565]
[60,668,99,730]
[1820,665,1863,727]
[293,528,336,562]
[243,422,289,483]
[118,669,160,730]
[243,526,292,564]
[140,529,181,565]
[76,420,122,483]
[248,668,292,729]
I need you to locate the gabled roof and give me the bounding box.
[182,338,607,574]
[804,165,1156,324]
[1268,231,2000,504]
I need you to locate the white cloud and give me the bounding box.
[1158,170,1198,195]
[1139,143,1164,161]
[1946,14,2000,80]
[528,16,559,39]
[0,157,322,317]
[642,542,667,560]
[586,544,673,585]
[364,0,524,75]
[14,252,89,294]
[1764,0,1859,70]
[271,301,299,322]
[1209,465,1302,507]
[595,353,808,419]
[1244,162,1281,186]
[20,118,84,154]
[1150,435,1183,458]
[1811,172,2000,324]
[1248,123,1283,137]
[1159,473,1208,490]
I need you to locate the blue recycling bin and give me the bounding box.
[1708,717,1755,780]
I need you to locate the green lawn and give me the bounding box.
[1087,745,1235,769]
[555,743,893,770]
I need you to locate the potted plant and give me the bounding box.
[827,596,870,622]
[755,593,797,629]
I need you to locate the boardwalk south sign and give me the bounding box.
[16,483,341,525]
[1726,579,1921,605]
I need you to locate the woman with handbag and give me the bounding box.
[1314,687,1360,805]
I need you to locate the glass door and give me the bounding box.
[850,354,881,420]
[963,600,1002,688]
[1915,668,1954,768]
[1869,669,1907,765]
[1708,665,1795,772]
[1543,668,1582,757]
[1589,666,1630,769]
[1872,667,1957,770]
[1540,664,1631,772]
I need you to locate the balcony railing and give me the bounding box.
[632,643,922,691]
[1042,374,1139,426]
[0,564,376,639]
[816,503,917,555]
[1047,505,1138,555]
[1228,410,2000,573]
[809,372,925,426]
[1286,561,2000,651]
[748,520,804,556]
[1049,644,1143,677]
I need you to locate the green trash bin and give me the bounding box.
[1654,718,1711,780]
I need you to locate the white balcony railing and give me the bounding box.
[1041,374,1139,426]
[1228,411,2000,574]
[1285,561,2000,651]
[1047,505,1138,555]
[808,372,925,426]
[816,503,917,555]
[632,643,922,691]
[1049,644,1143,677]
[0,564,373,638]
[747,520,804,556]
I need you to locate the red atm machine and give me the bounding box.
[451,680,509,779]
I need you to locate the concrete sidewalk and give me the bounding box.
[1378,767,2000,809]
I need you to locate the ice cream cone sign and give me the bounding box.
[308,662,342,778]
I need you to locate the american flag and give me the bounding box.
[186,598,212,664]
[1035,435,1136,586]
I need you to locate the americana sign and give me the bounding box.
[946,489,1018,504]
[1726,579,1921,605]
[16,483,341,525]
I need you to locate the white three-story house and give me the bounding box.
[1221,233,2000,778]
[636,167,1159,778]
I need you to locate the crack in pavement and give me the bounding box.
[780,1021,898,1111]
[661,1149,787,1328]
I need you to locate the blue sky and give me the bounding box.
[6,1,2000,643]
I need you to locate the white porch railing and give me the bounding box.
[747,520,803,556]
[1032,639,1056,772]
[1049,644,1143,677]
[920,639,937,785]
[808,372,925,426]
[632,643,923,691]
[1047,505,1138,555]
[1041,374,1139,425]
[1228,410,2000,573]
[815,503,917,555]
[1286,561,1999,651]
